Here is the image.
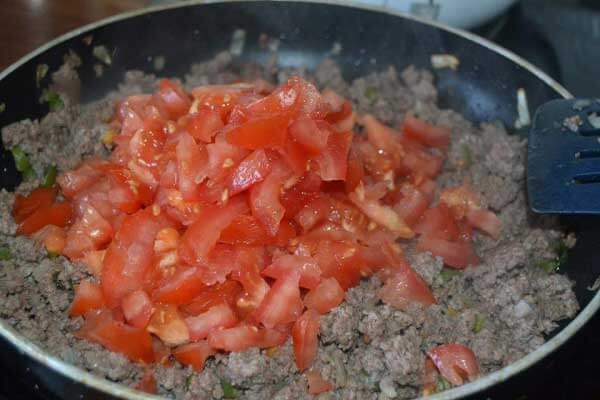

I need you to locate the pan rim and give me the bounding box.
[0,1,589,400]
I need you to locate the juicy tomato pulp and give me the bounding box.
[14,77,501,383]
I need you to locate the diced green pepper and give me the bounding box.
[460,144,473,168]
[440,268,461,282]
[36,64,49,88]
[46,91,64,111]
[0,248,11,260]
[41,165,57,188]
[436,377,452,392]
[473,314,485,333]
[365,86,379,104]
[11,146,35,179]
[221,380,239,399]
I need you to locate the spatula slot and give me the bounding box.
[575,149,600,159]
[573,173,600,184]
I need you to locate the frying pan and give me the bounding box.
[0,1,598,399]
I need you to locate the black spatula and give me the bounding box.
[528,99,600,214]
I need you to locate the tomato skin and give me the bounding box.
[179,196,249,265]
[226,114,290,149]
[13,187,56,224]
[262,255,321,290]
[121,290,154,329]
[254,270,303,328]
[183,108,224,143]
[402,114,451,149]
[182,280,242,316]
[292,309,320,371]
[69,280,105,317]
[305,369,333,395]
[76,309,154,363]
[227,149,272,196]
[173,341,215,371]
[427,344,480,386]
[303,277,345,314]
[207,324,261,352]
[417,235,479,269]
[185,303,238,341]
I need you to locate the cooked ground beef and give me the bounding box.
[0,51,579,399]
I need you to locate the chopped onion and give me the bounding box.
[93,45,112,65]
[514,88,531,129]
[430,54,459,70]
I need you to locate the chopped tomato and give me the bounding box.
[76,309,154,363]
[58,163,103,198]
[262,255,321,290]
[316,130,352,181]
[377,264,436,310]
[185,303,238,341]
[255,325,290,348]
[81,250,106,277]
[220,215,296,246]
[394,184,430,227]
[176,132,208,200]
[121,290,154,329]
[415,204,459,241]
[466,209,502,239]
[362,114,404,157]
[227,149,272,196]
[292,309,320,371]
[226,114,290,149]
[249,163,290,236]
[17,201,72,236]
[427,344,480,386]
[417,236,479,269]
[101,209,170,307]
[147,304,190,347]
[69,279,105,317]
[439,185,481,219]
[289,115,329,154]
[305,369,333,395]
[182,280,242,316]
[62,204,113,259]
[183,108,224,143]
[313,240,365,290]
[254,271,303,328]
[156,79,191,119]
[179,196,248,265]
[153,266,206,305]
[233,262,270,317]
[207,324,261,352]
[34,225,66,254]
[13,187,56,224]
[345,146,365,193]
[402,114,451,149]
[173,341,215,371]
[349,183,413,239]
[303,277,345,314]
[280,171,322,217]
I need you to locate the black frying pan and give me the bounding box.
[0,1,598,399]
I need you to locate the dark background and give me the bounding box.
[1,0,600,399]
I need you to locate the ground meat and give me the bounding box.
[0,52,579,400]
